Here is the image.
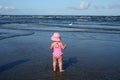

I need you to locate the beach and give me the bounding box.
[0,23,120,80]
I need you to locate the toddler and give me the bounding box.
[50,32,66,72]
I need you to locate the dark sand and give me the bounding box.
[0,24,120,80]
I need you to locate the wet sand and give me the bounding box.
[0,24,120,80]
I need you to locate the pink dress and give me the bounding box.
[53,43,63,58]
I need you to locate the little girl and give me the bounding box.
[50,32,66,72]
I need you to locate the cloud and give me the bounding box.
[0,6,3,9]
[94,3,120,9]
[5,6,16,10]
[79,2,90,10]
[0,5,16,10]
[108,3,120,9]
[94,5,106,9]
[69,2,90,10]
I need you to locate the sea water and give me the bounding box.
[0,15,120,80]
[0,15,120,41]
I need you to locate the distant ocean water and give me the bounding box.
[0,15,120,33]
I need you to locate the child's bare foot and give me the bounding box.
[60,70,64,72]
[53,70,56,72]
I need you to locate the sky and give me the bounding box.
[0,0,120,15]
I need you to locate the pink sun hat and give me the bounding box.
[51,32,61,41]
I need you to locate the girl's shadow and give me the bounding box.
[63,57,78,70]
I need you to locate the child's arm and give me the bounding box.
[50,43,54,49]
[61,43,66,49]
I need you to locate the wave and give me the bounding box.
[0,15,120,24]
[1,24,120,34]
[0,29,34,40]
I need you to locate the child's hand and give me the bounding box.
[63,44,66,49]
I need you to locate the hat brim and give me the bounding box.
[51,36,61,41]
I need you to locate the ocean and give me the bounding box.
[0,15,120,33]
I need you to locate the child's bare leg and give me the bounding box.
[53,57,57,71]
[58,56,64,72]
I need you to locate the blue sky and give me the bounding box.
[0,0,120,15]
